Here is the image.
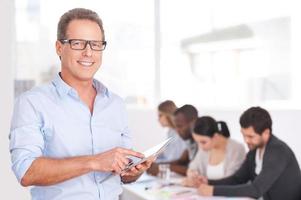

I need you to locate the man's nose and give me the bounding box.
[82,43,93,56]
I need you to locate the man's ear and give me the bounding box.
[55,40,62,57]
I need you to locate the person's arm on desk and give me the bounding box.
[20,147,143,186]
[147,150,189,176]
[198,153,251,197]
[169,149,190,175]
[206,146,290,199]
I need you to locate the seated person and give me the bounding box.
[156,100,187,162]
[148,104,199,176]
[198,107,301,200]
[182,117,246,187]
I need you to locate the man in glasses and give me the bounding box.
[9,8,153,200]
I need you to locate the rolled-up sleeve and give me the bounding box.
[9,94,45,182]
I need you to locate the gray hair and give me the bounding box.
[57,8,105,40]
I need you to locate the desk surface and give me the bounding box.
[121,173,252,200]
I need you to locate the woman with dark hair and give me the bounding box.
[182,116,245,187]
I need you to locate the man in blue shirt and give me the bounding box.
[9,8,153,200]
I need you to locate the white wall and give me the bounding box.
[127,108,301,165]
[0,0,30,199]
[127,107,166,151]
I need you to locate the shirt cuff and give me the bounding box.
[12,156,36,183]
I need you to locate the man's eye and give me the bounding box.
[91,42,101,47]
[73,41,82,46]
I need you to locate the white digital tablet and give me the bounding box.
[122,137,175,172]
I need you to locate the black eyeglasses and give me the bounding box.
[59,39,107,51]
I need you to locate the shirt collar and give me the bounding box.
[52,73,73,98]
[93,78,110,97]
[52,73,110,98]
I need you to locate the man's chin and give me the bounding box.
[248,145,256,150]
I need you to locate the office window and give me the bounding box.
[160,0,299,109]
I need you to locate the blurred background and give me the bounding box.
[1,0,300,198]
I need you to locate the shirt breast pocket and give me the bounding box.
[94,124,123,153]
[41,127,54,153]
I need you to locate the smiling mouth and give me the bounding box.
[77,61,95,67]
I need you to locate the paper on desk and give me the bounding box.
[135,173,157,183]
[146,183,196,200]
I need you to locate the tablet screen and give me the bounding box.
[122,137,174,172]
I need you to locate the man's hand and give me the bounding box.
[121,156,155,177]
[120,156,155,183]
[90,147,144,174]
[198,184,213,196]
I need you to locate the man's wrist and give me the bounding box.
[86,155,97,171]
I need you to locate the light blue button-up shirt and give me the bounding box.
[9,74,132,200]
